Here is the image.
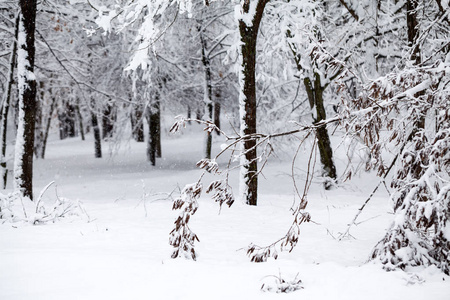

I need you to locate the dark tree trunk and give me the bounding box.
[102,103,114,139]
[58,102,76,140]
[406,0,425,131]
[41,96,57,159]
[146,108,155,166]
[146,100,161,165]
[304,74,337,189]
[67,105,76,137]
[238,0,267,206]
[0,14,19,188]
[34,82,44,158]
[58,110,66,140]
[407,0,421,65]
[155,103,161,158]
[213,98,221,136]
[131,106,145,142]
[75,102,85,141]
[199,27,213,159]
[196,109,202,120]
[187,105,192,124]
[288,31,337,189]
[91,110,102,158]
[14,1,37,200]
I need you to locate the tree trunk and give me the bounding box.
[406,0,425,131]
[407,0,421,65]
[91,110,102,158]
[75,102,85,141]
[0,14,19,189]
[155,102,161,158]
[146,100,161,165]
[213,91,221,135]
[187,105,192,124]
[199,27,213,159]
[288,32,337,189]
[102,102,114,139]
[41,96,57,159]
[58,102,76,140]
[34,82,44,158]
[196,109,202,120]
[131,105,145,142]
[238,0,267,206]
[304,73,337,189]
[14,2,37,200]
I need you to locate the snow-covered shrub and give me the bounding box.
[370,124,450,274]
[339,58,450,273]
[261,273,304,293]
[0,182,89,224]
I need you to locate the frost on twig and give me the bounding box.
[169,182,201,260]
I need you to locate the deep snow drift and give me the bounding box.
[0,124,449,300]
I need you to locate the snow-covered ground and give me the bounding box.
[1,124,449,299]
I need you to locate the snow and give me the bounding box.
[237,27,249,202]
[1,124,449,299]
[12,97,25,191]
[235,1,259,27]
[95,7,118,34]
[13,16,28,192]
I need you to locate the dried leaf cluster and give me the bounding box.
[169,182,201,261]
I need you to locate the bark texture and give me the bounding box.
[14,1,37,200]
[146,100,161,166]
[199,27,213,159]
[304,74,337,189]
[238,0,268,206]
[41,96,57,159]
[214,90,221,135]
[91,110,102,158]
[131,106,145,142]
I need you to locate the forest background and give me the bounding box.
[0,0,449,298]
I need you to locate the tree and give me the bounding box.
[14,0,37,200]
[361,0,450,274]
[198,20,214,159]
[0,14,19,188]
[237,0,269,205]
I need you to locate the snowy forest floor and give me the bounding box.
[0,123,449,300]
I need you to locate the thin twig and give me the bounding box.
[338,151,400,240]
[35,181,55,214]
